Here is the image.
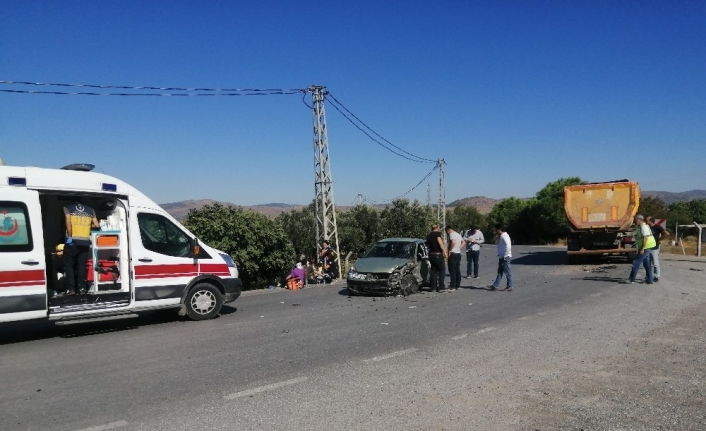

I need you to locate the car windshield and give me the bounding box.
[364,241,416,259]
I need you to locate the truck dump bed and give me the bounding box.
[564,181,639,231]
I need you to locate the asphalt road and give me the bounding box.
[1,246,704,431]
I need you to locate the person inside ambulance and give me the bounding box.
[63,201,100,295]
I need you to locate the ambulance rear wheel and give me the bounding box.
[185,283,223,321]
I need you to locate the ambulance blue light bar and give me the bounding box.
[8,177,27,186]
[102,183,117,192]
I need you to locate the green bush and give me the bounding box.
[185,203,295,289]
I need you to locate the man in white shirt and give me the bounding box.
[489,223,513,291]
[463,225,485,278]
[445,226,464,290]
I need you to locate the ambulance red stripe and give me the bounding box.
[134,263,230,279]
[0,269,46,288]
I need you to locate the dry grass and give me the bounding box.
[662,237,702,256]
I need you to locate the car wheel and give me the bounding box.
[401,274,419,295]
[184,283,223,321]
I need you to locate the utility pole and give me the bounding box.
[437,159,446,238]
[426,183,431,207]
[310,85,341,277]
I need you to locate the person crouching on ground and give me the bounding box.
[305,258,323,284]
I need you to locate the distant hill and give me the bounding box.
[641,190,706,205]
[160,199,301,220]
[447,196,499,214]
[161,189,706,220]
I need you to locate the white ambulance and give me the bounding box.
[0,162,242,323]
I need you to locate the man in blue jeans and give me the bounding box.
[463,225,484,278]
[489,224,513,291]
[623,214,655,284]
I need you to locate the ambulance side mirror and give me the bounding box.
[192,238,200,259]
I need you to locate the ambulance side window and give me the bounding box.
[0,202,33,252]
[137,213,191,258]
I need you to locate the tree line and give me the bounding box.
[183,178,706,289]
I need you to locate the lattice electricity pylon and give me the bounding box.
[310,85,342,276]
[437,159,446,236]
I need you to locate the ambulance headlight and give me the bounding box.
[219,253,236,268]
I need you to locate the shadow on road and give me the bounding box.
[573,276,624,283]
[513,250,631,266]
[0,306,238,346]
[512,251,567,266]
[459,285,493,291]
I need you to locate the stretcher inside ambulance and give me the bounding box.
[0,162,242,324]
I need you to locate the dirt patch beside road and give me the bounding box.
[514,305,706,430]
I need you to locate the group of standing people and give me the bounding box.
[424,223,514,292]
[625,214,669,284]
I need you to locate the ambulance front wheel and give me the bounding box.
[184,283,224,321]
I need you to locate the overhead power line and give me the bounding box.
[0,89,304,96]
[0,80,307,93]
[325,92,435,164]
[366,164,439,204]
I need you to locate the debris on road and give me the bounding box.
[689,268,704,271]
[583,264,618,273]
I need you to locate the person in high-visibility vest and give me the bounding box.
[63,202,100,295]
[623,214,656,284]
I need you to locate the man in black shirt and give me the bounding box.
[426,224,448,292]
[646,216,669,282]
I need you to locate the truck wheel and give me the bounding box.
[184,283,223,321]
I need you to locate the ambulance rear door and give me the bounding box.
[0,188,48,322]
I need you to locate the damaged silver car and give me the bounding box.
[347,238,430,296]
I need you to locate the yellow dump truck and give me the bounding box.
[564,180,640,263]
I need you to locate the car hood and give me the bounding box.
[354,257,412,273]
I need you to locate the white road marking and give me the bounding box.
[590,292,602,297]
[225,377,308,400]
[451,333,468,340]
[477,327,496,335]
[76,420,128,431]
[518,315,533,320]
[363,348,418,363]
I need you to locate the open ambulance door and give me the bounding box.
[0,189,48,322]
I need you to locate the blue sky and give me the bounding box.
[1,1,704,206]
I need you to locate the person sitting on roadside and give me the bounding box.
[305,258,324,284]
[286,259,306,289]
